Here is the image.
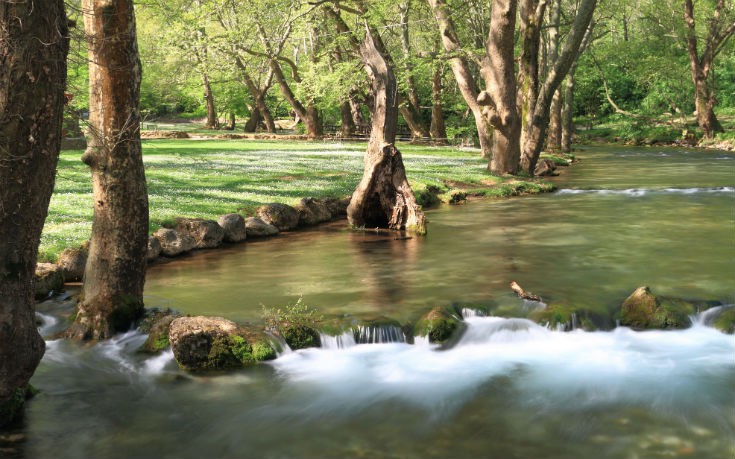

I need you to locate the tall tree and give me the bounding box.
[66,0,149,340]
[0,0,69,425]
[684,0,734,138]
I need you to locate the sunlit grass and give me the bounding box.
[41,139,551,262]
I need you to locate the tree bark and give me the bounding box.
[428,0,493,158]
[562,21,594,153]
[236,60,276,133]
[269,59,322,139]
[545,0,562,151]
[0,0,68,425]
[67,0,149,341]
[430,62,448,143]
[347,26,426,235]
[398,2,431,140]
[202,72,219,129]
[339,100,356,138]
[244,106,261,132]
[684,0,732,139]
[481,0,523,175]
[520,0,597,174]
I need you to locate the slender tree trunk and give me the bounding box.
[67,0,149,341]
[517,0,546,159]
[561,74,576,153]
[0,0,68,426]
[270,59,322,139]
[428,0,493,158]
[545,0,562,151]
[235,57,276,133]
[520,0,597,174]
[430,63,447,143]
[398,2,431,140]
[349,94,368,132]
[693,78,723,138]
[347,26,426,234]
[399,103,431,139]
[202,73,218,129]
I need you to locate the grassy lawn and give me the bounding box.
[41,138,554,262]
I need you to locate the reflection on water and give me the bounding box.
[19,146,735,459]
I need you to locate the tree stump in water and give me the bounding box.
[347,142,426,234]
[347,23,426,235]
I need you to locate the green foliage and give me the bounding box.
[262,297,323,350]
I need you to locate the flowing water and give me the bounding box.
[15,146,735,458]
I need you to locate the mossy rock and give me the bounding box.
[414,185,443,208]
[169,316,277,370]
[712,307,735,334]
[282,324,321,350]
[138,310,181,353]
[414,307,463,344]
[351,316,407,344]
[620,286,695,330]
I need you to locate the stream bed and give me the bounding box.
[17,146,735,458]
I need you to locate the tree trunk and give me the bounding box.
[481,0,522,175]
[347,26,426,235]
[428,0,493,158]
[202,73,218,129]
[0,0,68,426]
[520,0,597,174]
[226,112,235,130]
[561,74,576,153]
[547,88,562,151]
[244,106,261,132]
[399,103,431,139]
[235,58,276,133]
[270,59,322,139]
[430,63,447,143]
[339,100,356,138]
[684,0,732,139]
[67,0,149,341]
[398,2,431,140]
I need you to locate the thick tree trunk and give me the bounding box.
[0,0,68,425]
[244,106,261,132]
[694,79,723,138]
[430,63,447,143]
[480,0,522,175]
[347,27,426,235]
[202,73,219,129]
[67,0,149,341]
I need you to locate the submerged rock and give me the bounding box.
[0,386,36,429]
[57,241,89,282]
[620,286,695,330]
[244,217,279,238]
[176,218,224,249]
[169,316,276,370]
[153,228,196,257]
[323,197,350,218]
[34,263,64,299]
[257,203,300,231]
[218,213,247,243]
[414,307,463,344]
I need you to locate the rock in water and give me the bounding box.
[620,286,692,329]
[34,263,64,299]
[176,218,224,249]
[56,241,89,281]
[244,217,279,238]
[152,228,196,257]
[256,203,300,231]
[217,213,247,243]
[146,236,162,262]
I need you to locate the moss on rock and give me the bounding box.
[414,307,463,343]
[620,286,695,330]
[713,307,735,334]
[282,324,321,350]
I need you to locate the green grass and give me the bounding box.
[41,139,552,262]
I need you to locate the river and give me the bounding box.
[16,146,735,458]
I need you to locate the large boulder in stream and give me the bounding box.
[244,217,279,238]
[153,228,196,257]
[175,218,224,249]
[414,307,464,344]
[256,203,300,231]
[619,286,705,330]
[169,316,276,370]
[146,235,162,262]
[217,213,247,243]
